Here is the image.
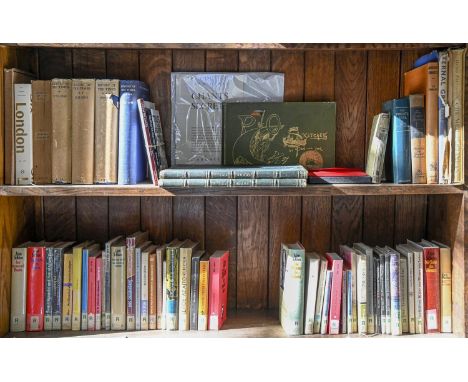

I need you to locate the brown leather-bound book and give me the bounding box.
[32,80,52,184]
[51,79,72,184]
[72,79,95,184]
[3,68,35,185]
[94,79,119,184]
[404,62,439,184]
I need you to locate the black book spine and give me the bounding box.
[52,248,64,330]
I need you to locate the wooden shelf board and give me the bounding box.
[0,183,464,197]
[5,310,459,338]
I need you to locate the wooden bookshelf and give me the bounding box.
[0,43,467,338]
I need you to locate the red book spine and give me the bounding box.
[423,247,440,333]
[88,256,96,331]
[208,251,229,330]
[26,246,46,331]
[96,257,102,330]
[325,253,343,335]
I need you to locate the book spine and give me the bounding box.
[313,261,327,334]
[149,109,168,171]
[51,79,72,184]
[81,250,88,330]
[156,249,164,329]
[438,52,450,184]
[198,259,209,331]
[166,247,179,330]
[392,102,412,184]
[94,79,119,184]
[379,255,386,334]
[390,253,401,335]
[340,270,347,334]
[400,257,409,333]
[424,248,440,333]
[126,238,136,330]
[104,244,111,330]
[208,256,221,331]
[179,250,192,331]
[138,100,159,185]
[440,247,452,332]
[425,63,440,184]
[162,259,167,330]
[14,84,33,185]
[71,79,95,184]
[320,271,333,335]
[384,255,391,334]
[141,251,149,330]
[346,270,353,334]
[31,80,52,184]
[135,249,141,330]
[374,259,380,334]
[407,252,416,334]
[44,247,54,330]
[190,257,200,330]
[52,248,63,330]
[218,253,229,329]
[111,246,126,330]
[409,94,427,184]
[366,254,375,333]
[10,247,28,332]
[328,259,343,335]
[357,255,367,334]
[62,252,73,330]
[88,255,96,331]
[414,251,425,334]
[71,247,82,331]
[95,257,102,331]
[148,253,157,329]
[304,259,319,335]
[365,113,390,183]
[26,247,45,331]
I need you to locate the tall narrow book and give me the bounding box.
[148,246,157,330]
[155,245,166,329]
[365,113,390,183]
[198,253,210,331]
[431,240,452,333]
[356,252,367,334]
[166,239,184,330]
[135,241,152,330]
[339,245,358,333]
[141,244,155,330]
[396,244,416,334]
[14,84,33,185]
[303,253,322,335]
[408,94,427,184]
[438,52,450,184]
[26,245,46,331]
[111,239,127,330]
[81,243,100,330]
[407,241,425,334]
[354,243,375,333]
[313,254,328,334]
[44,243,56,330]
[95,256,102,330]
[324,252,343,335]
[87,248,101,331]
[179,240,199,331]
[102,236,122,330]
[320,271,333,335]
[190,250,205,330]
[208,250,229,330]
[72,241,94,331]
[62,250,73,330]
[52,242,74,330]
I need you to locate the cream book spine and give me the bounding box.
[111,244,126,330]
[71,246,83,330]
[438,51,450,184]
[400,256,409,333]
[303,253,321,335]
[312,257,328,334]
[319,271,333,335]
[356,253,367,334]
[413,250,425,334]
[10,245,28,332]
[178,248,192,331]
[433,241,452,332]
[396,245,417,334]
[14,84,33,185]
[61,252,73,330]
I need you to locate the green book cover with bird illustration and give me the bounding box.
[223,102,336,169]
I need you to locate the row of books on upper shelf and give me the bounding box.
[10,234,229,333]
[366,47,466,185]
[280,239,452,336]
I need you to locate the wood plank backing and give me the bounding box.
[38,48,73,79]
[205,196,237,309]
[393,195,427,244]
[268,196,302,309]
[238,50,271,71]
[237,196,269,309]
[172,49,205,71]
[172,196,205,247]
[106,49,139,79]
[43,196,76,241]
[139,50,172,165]
[72,49,106,78]
[76,197,109,245]
[334,51,367,168]
[301,196,332,253]
[140,197,173,244]
[271,51,304,101]
[331,196,363,252]
[205,50,238,71]
[108,197,141,237]
[362,195,395,247]
[304,51,335,101]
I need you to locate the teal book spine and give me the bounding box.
[81,249,89,330]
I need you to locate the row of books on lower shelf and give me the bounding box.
[10,233,229,333]
[280,240,452,336]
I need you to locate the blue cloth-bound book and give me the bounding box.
[414,50,438,69]
[81,248,89,329]
[118,80,150,184]
[382,98,412,184]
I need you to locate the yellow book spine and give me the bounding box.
[62,252,73,330]
[440,247,452,332]
[71,247,82,330]
[178,250,191,331]
[198,260,209,331]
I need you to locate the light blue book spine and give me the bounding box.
[135,248,141,331]
[81,249,89,330]
[389,252,401,335]
[391,98,412,183]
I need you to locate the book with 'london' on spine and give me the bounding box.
[14,84,33,185]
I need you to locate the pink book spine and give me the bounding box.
[96,257,102,330]
[88,256,96,331]
[325,253,343,335]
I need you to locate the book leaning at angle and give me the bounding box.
[279,243,305,335]
[320,271,333,335]
[111,238,127,330]
[208,250,229,330]
[14,84,33,185]
[365,113,389,183]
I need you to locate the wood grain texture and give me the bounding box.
[205,196,237,309]
[15,47,38,74]
[108,197,140,237]
[365,51,400,154]
[43,196,76,241]
[331,196,363,252]
[172,196,205,247]
[465,194,468,336]
[106,49,139,79]
[268,196,302,309]
[172,49,205,71]
[362,195,395,247]
[335,51,367,168]
[34,196,44,240]
[393,195,427,244]
[206,50,239,71]
[38,48,73,79]
[304,50,335,101]
[76,197,109,245]
[139,50,172,165]
[140,197,173,244]
[301,196,332,253]
[238,50,271,71]
[237,196,269,309]
[72,49,106,78]
[271,51,304,101]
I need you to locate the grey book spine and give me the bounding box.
[52,248,64,330]
[44,247,54,330]
[379,254,386,333]
[374,258,380,334]
[189,256,201,330]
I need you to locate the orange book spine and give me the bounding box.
[423,248,440,333]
